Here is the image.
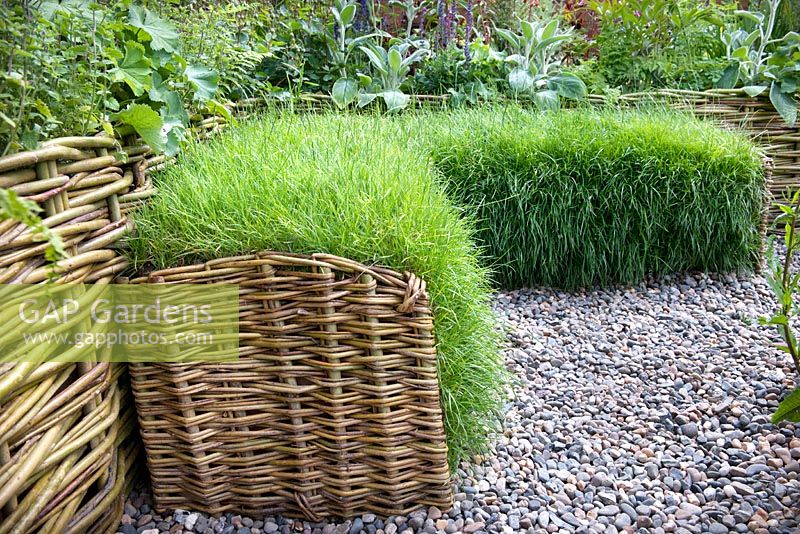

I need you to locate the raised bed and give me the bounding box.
[126,251,453,519]
[590,89,800,225]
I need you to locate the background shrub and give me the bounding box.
[427,106,767,289]
[127,112,507,468]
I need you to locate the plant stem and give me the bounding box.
[754,0,780,79]
[781,190,800,375]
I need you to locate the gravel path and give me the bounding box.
[119,266,800,534]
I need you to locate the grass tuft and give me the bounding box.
[426,105,767,289]
[127,112,508,468]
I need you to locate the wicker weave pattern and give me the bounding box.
[128,251,452,519]
[0,137,152,283]
[0,135,154,533]
[0,357,139,534]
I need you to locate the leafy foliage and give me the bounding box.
[588,0,729,92]
[0,0,220,155]
[412,43,504,98]
[355,38,430,110]
[0,189,66,266]
[717,0,800,126]
[495,18,587,108]
[761,191,800,424]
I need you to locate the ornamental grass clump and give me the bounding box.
[427,106,767,289]
[127,112,506,468]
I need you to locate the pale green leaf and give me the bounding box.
[388,48,402,73]
[509,67,534,92]
[533,89,560,111]
[381,90,409,112]
[716,64,739,89]
[185,65,219,101]
[547,73,587,100]
[117,103,166,153]
[742,85,768,97]
[770,82,798,126]
[332,78,359,108]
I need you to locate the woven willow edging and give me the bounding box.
[126,251,453,520]
[0,135,152,532]
[0,136,155,282]
[590,89,800,225]
[0,332,140,534]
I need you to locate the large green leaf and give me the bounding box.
[359,46,388,75]
[495,28,521,50]
[160,91,189,127]
[117,103,165,153]
[770,82,798,127]
[185,65,219,101]
[734,9,764,25]
[547,73,587,100]
[128,6,180,53]
[742,85,768,97]
[148,71,171,103]
[773,386,800,423]
[381,90,409,112]
[332,78,359,109]
[358,92,378,108]
[716,64,740,89]
[111,42,152,96]
[160,96,186,157]
[533,89,560,111]
[509,68,534,93]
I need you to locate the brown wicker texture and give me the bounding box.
[0,135,154,533]
[591,89,800,223]
[0,344,140,534]
[0,136,157,283]
[127,251,453,520]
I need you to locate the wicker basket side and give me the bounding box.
[0,268,141,534]
[0,137,136,283]
[128,251,453,520]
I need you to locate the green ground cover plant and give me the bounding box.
[427,106,767,289]
[126,112,507,468]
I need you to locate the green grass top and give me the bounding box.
[127,112,507,467]
[426,105,766,288]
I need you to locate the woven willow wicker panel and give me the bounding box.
[0,136,153,533]
[0,356,140,534]
[592,89,800,224]
[0,136,154,283]
[128,252,452,520]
